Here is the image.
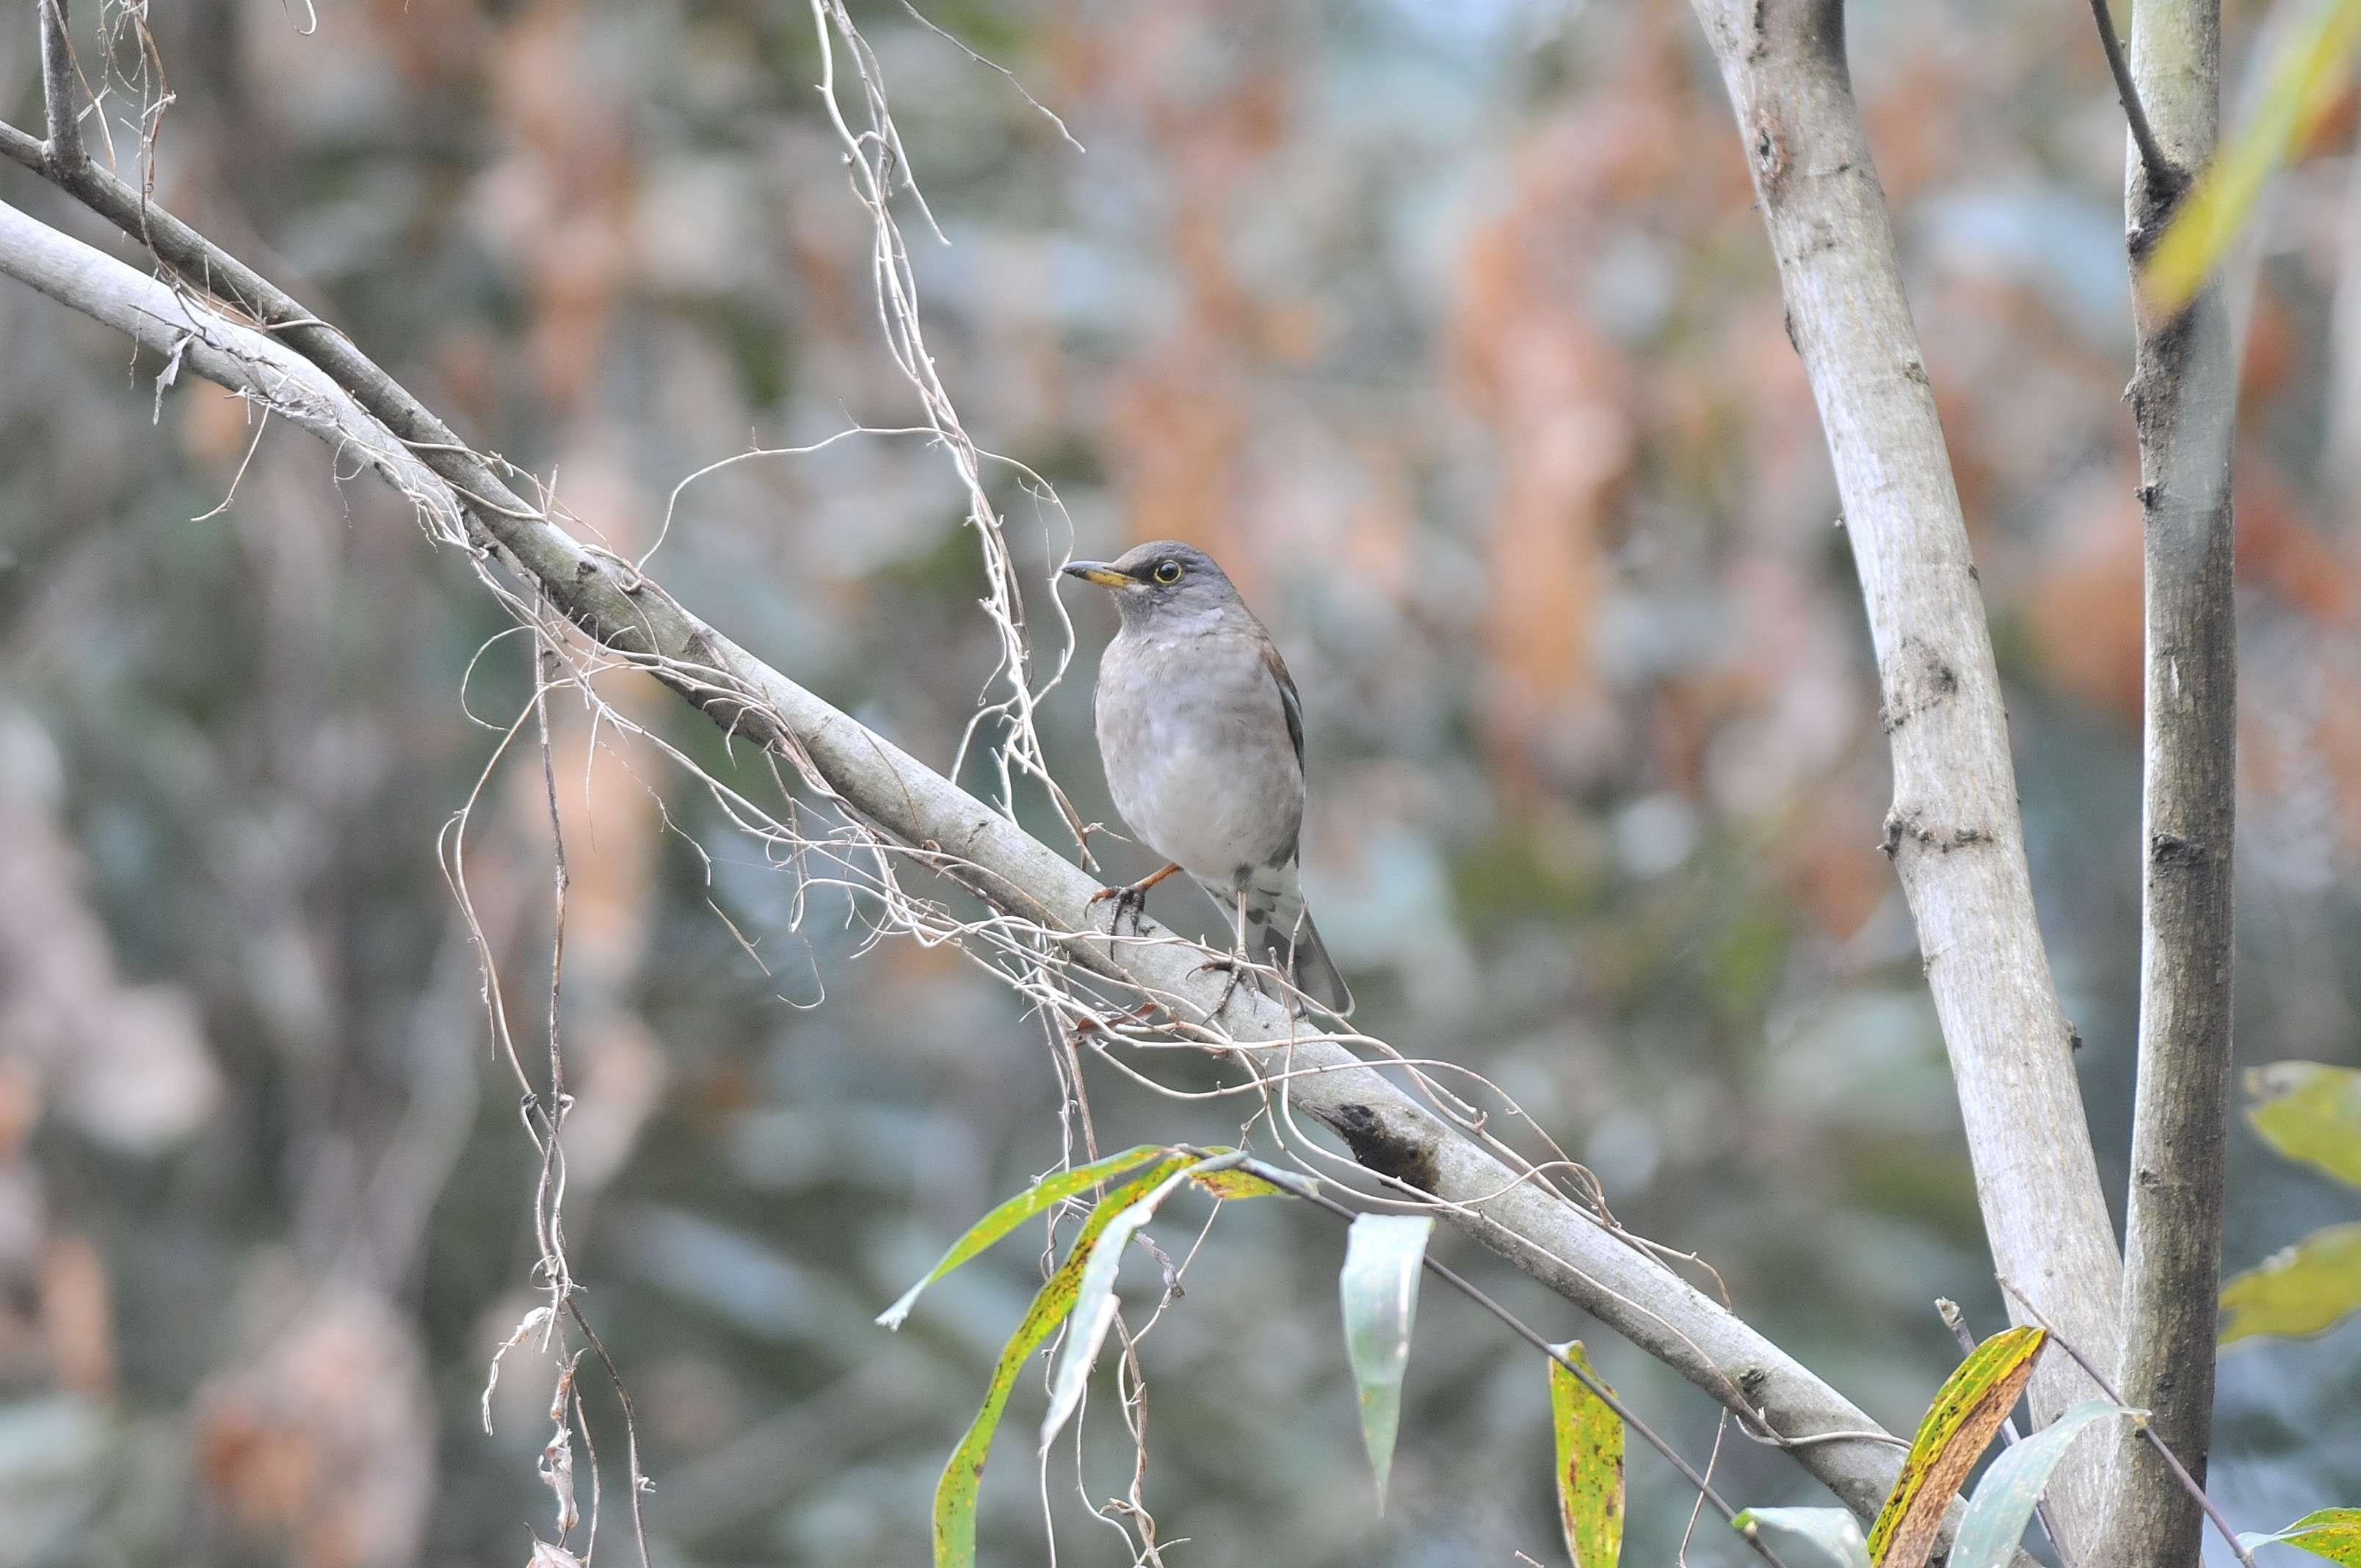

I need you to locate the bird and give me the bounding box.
[1062,540,1353,1017]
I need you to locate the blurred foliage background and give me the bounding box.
[2,0,2359,1563]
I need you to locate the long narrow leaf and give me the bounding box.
[1037,1155,1229,1452]
[2141,0,2361,314]
[2244,1062,2361,1189]
[2239,1506,2361,1563]
[1946,1398,2142,1568]
[1339,1213,1434,1509]
[1733,1506,1872,1568]
[1865,1325,2048,1568]
[932,1155,1192,1568]
[1191,1165,1293,1200]
[1548,1341,1623,1567]
[877,1144,1170,1329]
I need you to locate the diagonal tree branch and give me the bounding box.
[2100,0,2238,1561]
[1683,0,2125,1555]
[0,117,551,570]
[2089,0,2186,199]
[0,186,1937,1526]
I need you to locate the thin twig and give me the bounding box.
[1937,1299,2077,1568]
[2087,0,2185,197]
[526,629,576,1299]
[570,1371,605,1558]
[898,1,1084,150]
[562,1298,656,1568]
[1222,1155,1793,1568]
[534,628,572,1158]
[1995,1276,2257,1568]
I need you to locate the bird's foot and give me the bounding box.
[1089,863,1186,935]
[1087,880,1153,937]
[1194,952,1265,1017]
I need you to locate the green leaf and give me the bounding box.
[2222,1223,2361,1344]
[1338,1213,1433,1509]
[2240,1506,2361,1563]
[877,1144,1172,1329]
[1866,1325,2048,1568]
[2142,0,2361,315]
[1947,1398,2143,1568]
[1732,1507,1872,1568]
[1548,1341,1623,1568]
[931,1154,1192,1568]
[2245,1061,2361,1189]
[1038,1154,1235,1452]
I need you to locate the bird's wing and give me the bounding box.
[1261,636,1305,774]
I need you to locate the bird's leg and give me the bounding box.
[1087,861,1181,937]
[1194,886,1259,1017]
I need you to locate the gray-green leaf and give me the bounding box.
[1948,1398,2142,1568]
[1338,1213,1433,1510]
[1730,1506,1871,1568]
[1037,1153,1237,1453]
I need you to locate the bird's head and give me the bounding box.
[1060,541,1244,628]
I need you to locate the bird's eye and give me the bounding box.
[1152,559,1183,584]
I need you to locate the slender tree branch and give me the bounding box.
[1682,0,2124,1553]
[2088,0,2184,199]
[37,0,84,178]
[0,113,545,559]
[0,119,52,174]
[0,189,1925,1522]
[2101,0,2238,1561]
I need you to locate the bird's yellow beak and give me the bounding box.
[1061,561,1135,589]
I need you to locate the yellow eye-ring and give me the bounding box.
[1152,559,1183,584]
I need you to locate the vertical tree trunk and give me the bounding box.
[1687,0,2124,1553]
[2101,0,2237,1563]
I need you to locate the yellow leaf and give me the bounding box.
[1866,1326,2048,1568]
[2240,1506,2361,1564]
[2246,1061,2361,1189]
[1549,1342,1624,1568]
[2222,1222,2361,1343]
[1189,1166,1292,1199]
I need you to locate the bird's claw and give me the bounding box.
[1194,952,1261,1017]
[1087,880,1153,937]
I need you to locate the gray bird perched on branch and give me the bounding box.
[1062,541,1354,1017]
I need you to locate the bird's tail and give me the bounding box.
[1260,901,1354,1017]
[1214,867,1353,1018]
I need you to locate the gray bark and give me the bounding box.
[2101,0,2238,1561]
[0,190,1928,1522]
[1684,0,2125,1553]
